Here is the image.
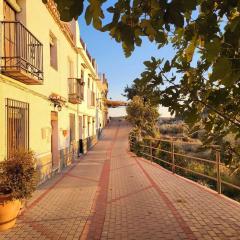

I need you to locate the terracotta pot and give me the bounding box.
[0,195,21,231]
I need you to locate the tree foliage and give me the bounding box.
[126,96,159,138]
[124,57,162,106]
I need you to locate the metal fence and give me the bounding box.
[1,21,43,80]
[129,135,240,195]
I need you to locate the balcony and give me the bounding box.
[1,21,43,84]
[68,78,84,104]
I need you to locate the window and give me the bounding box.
[81,70,84,82]
[6,98,29,158]
[80,70,85,100]
[50,33,58,70]
[68,58,74,78]
[91,91,95,107]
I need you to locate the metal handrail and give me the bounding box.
[140,143,218,165]
[143,136,220,148]
[130,136,240,195]
[142,145,217,181]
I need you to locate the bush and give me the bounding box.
[0,150,39,200]
[159,123,187,136]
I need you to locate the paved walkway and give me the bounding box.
[1,120,240,240]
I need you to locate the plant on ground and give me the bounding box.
[0,150,39,200]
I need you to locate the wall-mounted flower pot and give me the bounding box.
[0,195,21,231]
[62,130,68,137]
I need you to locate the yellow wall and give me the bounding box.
[0,0,108,181]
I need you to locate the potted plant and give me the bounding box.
[0,150,39,231]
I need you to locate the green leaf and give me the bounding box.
[163,60,171,72]
[204,38,221,62]
[185,41,195,62]
[85,6,93,25]
[211,57,232,81]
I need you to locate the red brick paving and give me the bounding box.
[1,120,240,240]
[134,157,197,240]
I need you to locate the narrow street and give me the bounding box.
[1,120,240,240]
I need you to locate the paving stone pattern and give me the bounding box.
[1,120,240,240]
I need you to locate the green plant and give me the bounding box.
[126,96,159,138]
[0,150,39,200]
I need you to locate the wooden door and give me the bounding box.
[3,1,16,21]
[78,116,83,139]
[69,113,75,143]
[51,111,59,170]
[3,1,16,67]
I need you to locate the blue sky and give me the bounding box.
[78,11,174,117]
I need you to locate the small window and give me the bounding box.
[3,1,16,21]
[68,58,74,78]
[81,70,84,83]
[6,98,29,158]
[50,33,58,70]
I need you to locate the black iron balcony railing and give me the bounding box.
[1,21,43,84]
[68,78,84,104]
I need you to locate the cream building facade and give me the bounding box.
[0,0,108,182]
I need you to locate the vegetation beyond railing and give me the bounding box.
[129,135,240,201]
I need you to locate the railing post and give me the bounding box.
[171,140,175,173]
[150,139,153,163]
[216,149,221,194]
